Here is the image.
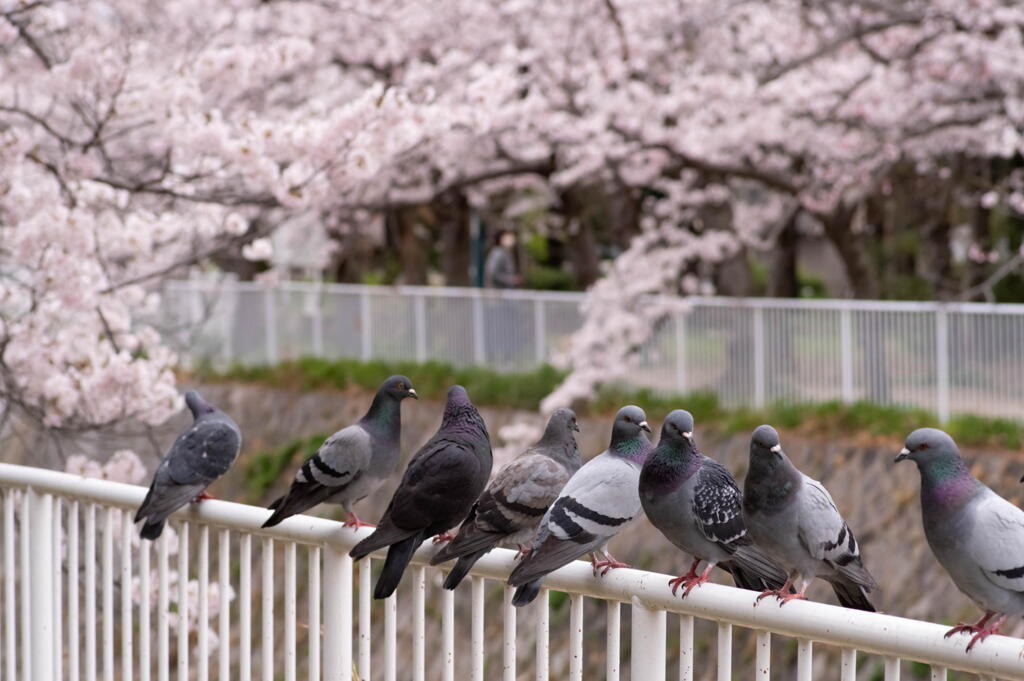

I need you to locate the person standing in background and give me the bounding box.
[484,230,522,289]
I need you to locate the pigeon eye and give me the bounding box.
[918,443,929,451]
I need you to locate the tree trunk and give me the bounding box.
[436,191,471,286]
[821,204,878,299]
[388,206,428,285]
[768,210,800,297]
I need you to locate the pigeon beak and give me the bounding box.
[682,431,693,440]
[571,422,580,432]
[639,421,651,433]
[408,389,418,399]
[769,444,782,453]
[895,447,910,463]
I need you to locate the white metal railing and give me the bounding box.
[1,462,1022,681]
[160,279,1024,422]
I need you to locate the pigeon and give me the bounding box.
[134,390,242,540]
[897,428,1024,651]
[507,405,653,607]
[430,408,582,590]
[262,375,417,529]
[639,410,788,597]
[350,385,492,599]
[742,425,877,611]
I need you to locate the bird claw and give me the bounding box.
[775,591,807,607]
[681,572,711,598]
[591,558,631,577]
[755,589,783,606]
[943,622,981,639]
[431,532,455,545]
[342,513,375,529]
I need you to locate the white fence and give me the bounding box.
[0,463,1022,681]
[161,280,1024,421]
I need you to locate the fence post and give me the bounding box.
[472,291,486,365]
[630,597,666,681]
[360,291,372,362]
[675,311,687,394]
[323,546,352,681]
[935,306,950,423]
[414,293,427,363]
[311,279,324,357]
[27,488,54,681]
[840,307,854,403]
[534,298,546,365]
[753,307,766,408]
[264,286,278,365]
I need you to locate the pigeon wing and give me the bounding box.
[691,458,747,547]
[967,492,1024,594]
[798,476,876,588]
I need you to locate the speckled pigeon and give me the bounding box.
[134,390,241,540]
[430,408,582,590]
[262,375,417,529]
[742,425,877,611]
[897,428,1024,651]
[639,410,788,597]
[507,405,653,607]
[350,385,492,599]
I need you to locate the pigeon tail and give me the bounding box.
[443,550,487,590]
[721,561,770,591]
[511,579,542,607]
[350,523,418,561]
[140,519,165,540]
[374,533,423,599]
[827,577,876,612]
[727,544,789,591]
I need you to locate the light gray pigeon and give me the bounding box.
[430,408,582,590]
[507,405,653,607]
[350,386,492,599]
[897,428,1024,651]
[262,375,416,529]
[639,410,788,597]
[135,390,241,540]
[742,425,877,611]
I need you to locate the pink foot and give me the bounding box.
[961,615,1006,652]
[755,588,783,605]
[192,491,213,503]
[342,513,375,529]
[944,612,995,642]
[591,554,631,577]
[432,532,455,545]
[776,590,807,607]
[681,568,713,598]
[514,544,532,560]
[668,559,703,597]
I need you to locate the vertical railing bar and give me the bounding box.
[28,490,55,681]
[840,648,857,681]
[414,293,427,362]
[753,306,766,407]
[3,490,15,681]
[534,589,549,681]
[197,525,209,681]
[936,305,950,422]
[120,511,133,681]
[503,585,517,681]
[383,590,397,681]
[102,507,114,681]
[84,503,96,681]
[68,500,80,681]
[884,656,900,681]
[177,522,190,681]
[284,542,296,681]
[929,666,946,681]
[605,601,619,681]
[264,286,279,364]
[239,534,252,681]
[841,307,854,401]
[261,537,273,681]
[796,639,813,681]
[470,576,485,681]
[311,278,325,357]
[678,614,693,681]
[568,593,583,681]
[534,298,546,364]
[755,631,770,681]
[675,312,687,394]
[307,546,320,681]
[156,529,169,681]
[360,290,372,361]
[20,491,31,681]
[472,292,486,364]
[323,545,352,681]
[139,532,151,681]
[716,622,732,681]
[414,566,427,681]
[630,599,666,681]
[358,559,371,681]
[441,581,454,681]
[217,530,229,681]
[54,497,64,681]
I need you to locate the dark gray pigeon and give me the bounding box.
[507,405,653,607]
[135,390,241,540]
[897,428,1024,651]
[639,410,787,597]
[430,408,582,590]
[262,375,417,529]
[742,425,877,611]
[350,385,492,599]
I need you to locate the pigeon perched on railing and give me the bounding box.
[639,410,788,597]
[507,405,653,607]
[430,408,582,590]
[262,375,417,529]
[350,385,492,599]
[134,390,241,540]
[742,425,877,611]
[897,427,1024,651]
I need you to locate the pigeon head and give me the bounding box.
[543,408,580,437]
[658,409,695,447]
[750,424,782,456]
[610,405,651,458]
[380,375,418,401]
[896,428,963,473]
[440,385,485,434]
[184,390,217,418]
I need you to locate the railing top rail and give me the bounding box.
[162,279,1024,315]
[2,462,1021,679]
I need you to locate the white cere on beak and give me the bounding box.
[639,421,649,429]
[682,431,693,439]
[770,444,782,453]
[408,389,417,397]
[900,447,910,455]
